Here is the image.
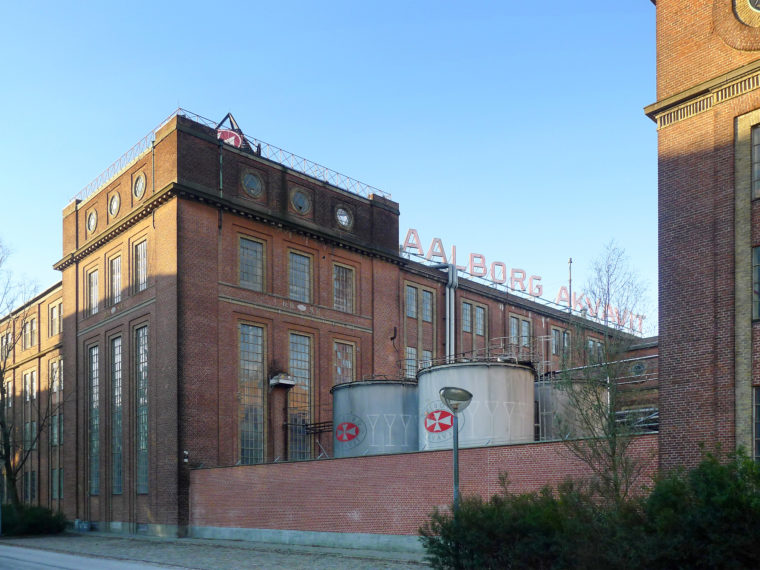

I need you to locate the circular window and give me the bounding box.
[631,362,646,376]
[336,206,353,228]
[109,193,120,216]
[133,172,146,199]
[242,172,264,198]
[87,210,98,233]
[291,188,312,215]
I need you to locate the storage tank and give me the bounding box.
[331,380,418,458]
[535,378,608,441]
[418,362,535,450]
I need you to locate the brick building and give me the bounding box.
[645,0,760,469]
[0,110,657,537]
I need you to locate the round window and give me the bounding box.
[336,206,352,228]
[133,172,146,199]
[631,362,646,376]
[291,189,312,215]
[109,193,120,216]
[242,172,264,198]
[87,210,97,233]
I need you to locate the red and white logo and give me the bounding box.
[217,129,243,148]
[425,410,454,433]
[336,422,360,442]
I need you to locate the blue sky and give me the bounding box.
[0,1,658,332]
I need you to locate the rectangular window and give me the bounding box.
[288,252,311,303]
[49,301,62,336]
[239,324,265,465]
[334,341,354,384]
[23,318,36,349]
[50,359,62,393]
[87,270,99,316]
[288,333,312,461]
[754,247,760,320]
[5,379,12,408]
[109,257,122,305]
[562,331,570,355]
[51,413,59,447]
[587,338,603,363]
[23,471,36,503]
[405,346,417,378]
[510,316,519,345]
[23,370,36,401]
[23,421,37,450]
[521,319,531,348]
[111,337,123,494]
[51,468,59,500]
[88,345,99,495]
[239,237,264,292]
[753,126,760,196]
[422,290,433,322]
[552,329,561,356]
[1,332,10,360]
[406,285,417,318]
[134,241,148,292]
[462,302,472,333]
[475,306,485,336]
[333,264,354,313]
[135,326,149,493]
[421,349,433,369]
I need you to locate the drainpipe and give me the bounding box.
[431,263,458,362]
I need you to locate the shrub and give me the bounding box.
[1,504,67,536]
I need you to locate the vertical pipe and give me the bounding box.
[568,257,573,314]
[453,412,460,510]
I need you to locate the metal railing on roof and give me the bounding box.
[72,108,390,203]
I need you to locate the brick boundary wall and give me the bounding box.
[189,435,658,536]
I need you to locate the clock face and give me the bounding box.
[242,172,263,198]
[133,173,146,199]
[336,207,352,228]
[291,189,311,215]
[87,211,97,233]
[109,193,120,216]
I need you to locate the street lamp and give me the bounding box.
[439,386,473,510]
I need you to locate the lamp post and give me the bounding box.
[439,386,473,511]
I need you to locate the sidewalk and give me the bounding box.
[0,532,430,569]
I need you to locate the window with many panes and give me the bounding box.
[239,324,265,465]
[23,471,36,503]
[422,291,433,322]
[87,270,99,317]
[333,265,354,313]
[462,302,472,332]
[23,421,37,450]
[521,319,531,348]
[475,306,485,336]
[111,337,123,494]
[51,468,63,500]
[1,332,10,360]
[551,329,561,355]
[109,257,121,305]
[288,252,311,303]
[405,285,417,318]
[421,349,433,369]
[134,241,147,292]
[88,345,99,495]
[239,237,264,291]
[135,326,149,493]
[49,301,62,336]
[50,358,63,394]
[23,318,36,349]
[405,346,417,378]
[288,333,312,460]
[23,370,36,401]
[510,316,519,345]
[753,247,760,320]
[334,341,354,383]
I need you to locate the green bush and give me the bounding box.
[1,504,66,536]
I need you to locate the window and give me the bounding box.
[23,471,36,503]
[87,270,99,317]
[462,302,472,332]
[239,324,265,465]
[421,349,433,369]
[51,468,63,500]
[405,346,417,378]
[134,241,147,292]
[288,333,312,461]
[51,413,60,446]
[88,345,99,495]
[239,238,264,292]
[1,332,10,360]
[510,316,519,345]
[23,318,36,349]
[475,306,485,336]
[587,338,603,363]
[422,291,433,322]
[5,379,12,408]
[520,319,531,347]
[563,331,570,355]
[288,252,311,303]
[334,341,354,384]
[333,265,354,313]
[754,247,760,320]
[135,326,149,493]
[23,370,36,401]
[111,337,123,493]
[753,126,760,196]
[405,286,417,318]
[23,421,37,450]
[49,301,62,336]
[109,257,122,305]
[50,358,63,394]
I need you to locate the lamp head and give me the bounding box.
[439,386,473,413]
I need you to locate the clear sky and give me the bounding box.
[0,1,658,333]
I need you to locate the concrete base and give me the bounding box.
[79,521,183,538]
[189,526,425,553]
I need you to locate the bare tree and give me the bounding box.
[555,242,654,509]
[0,241,57,508]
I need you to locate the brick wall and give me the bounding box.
[189,435,658,536]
